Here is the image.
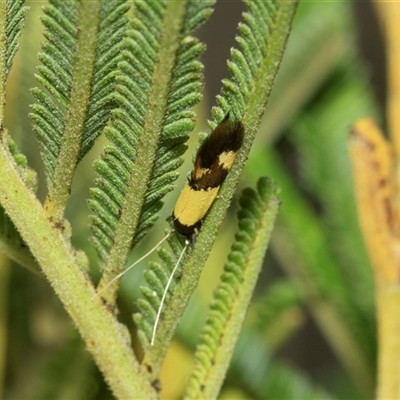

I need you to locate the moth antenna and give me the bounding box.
[151,239,190,346]
[92,231,173,300]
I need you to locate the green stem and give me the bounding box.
[0,137,155,399]
[44,0,100,222]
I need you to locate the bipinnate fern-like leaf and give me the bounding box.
[30,0,129,202]
[30,0,78,181]
[182,178,280,399]
[89,1,213,288]
[79,2,130,158]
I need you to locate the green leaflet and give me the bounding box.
[0,0,37,274]
[5,0,28,76]
[89,0,213,293]
[30,0,78,180]
[184,178,280,399]
[212,0,281,123]
[79,2,130,158]
[30,0,129,210]
[171,291,332,399]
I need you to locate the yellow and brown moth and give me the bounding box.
[173,113,244,236]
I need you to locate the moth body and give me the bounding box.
[173,114,244,236]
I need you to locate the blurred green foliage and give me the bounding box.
[1,1,380,399]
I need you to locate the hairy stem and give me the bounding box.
[0,134,155,399]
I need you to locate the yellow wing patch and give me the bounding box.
[173,184,219,229]
[218,150,237,170]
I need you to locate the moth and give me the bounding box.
[173,113,244,236]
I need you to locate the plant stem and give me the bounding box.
[376,284,400,399]
[0,136,156,399]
